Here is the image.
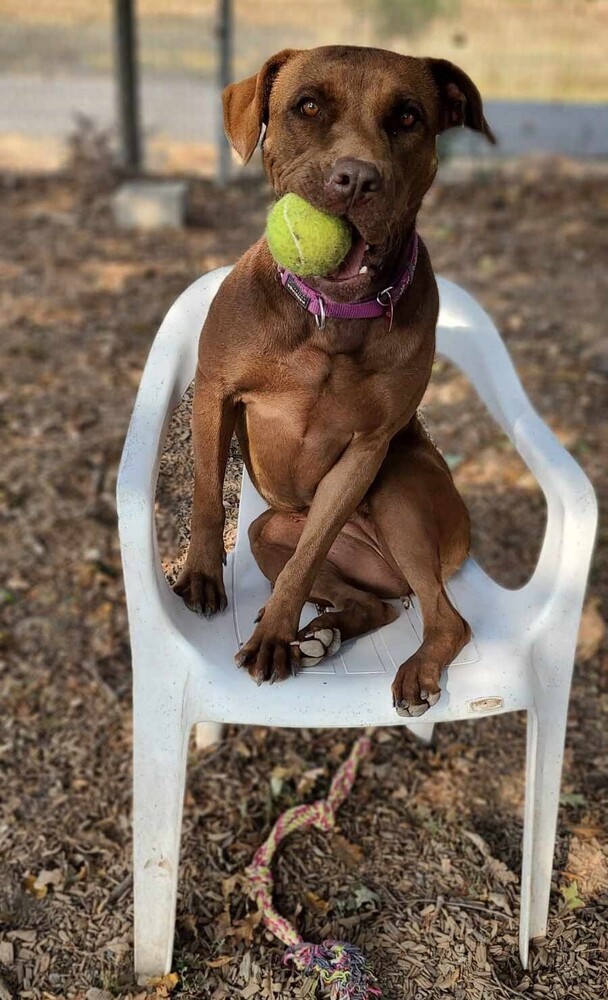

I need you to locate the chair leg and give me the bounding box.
[194,721,224,750]
[133,692,191,980]
[404,721,436,746]
[519,705,568,968]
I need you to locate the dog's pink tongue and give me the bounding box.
[328,232,366,280]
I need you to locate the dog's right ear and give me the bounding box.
[222,49,300,163]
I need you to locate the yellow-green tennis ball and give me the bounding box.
[265,194,351,277]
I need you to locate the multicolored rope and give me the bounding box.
[245,733,382,999]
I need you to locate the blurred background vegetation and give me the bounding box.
[0,0,606,174]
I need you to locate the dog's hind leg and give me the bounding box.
[248,509,403,672]
[368,425,471,717]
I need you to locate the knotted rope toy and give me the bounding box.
[245,733,382,999]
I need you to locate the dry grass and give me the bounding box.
[0,158,607,999]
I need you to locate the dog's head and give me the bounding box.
[224,46,494,299]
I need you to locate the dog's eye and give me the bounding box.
[300,99,320,118]
[400,110,417,129]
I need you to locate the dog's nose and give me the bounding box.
[326,157,382,202]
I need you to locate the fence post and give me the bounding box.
[216,0,233,187]
[114,0,142,172]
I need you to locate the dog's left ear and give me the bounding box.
[426,58,496,144]
[222,48,300,163]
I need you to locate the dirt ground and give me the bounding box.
[0,156,607,1000]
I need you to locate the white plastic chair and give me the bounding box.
[117,266,597,980]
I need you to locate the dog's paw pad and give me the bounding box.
[299,638,326,659]
[327,628,341,655]
[295,627,341,667]
[409,702,430,717]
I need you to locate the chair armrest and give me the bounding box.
[436,277,597,628]
[116,266,232,608]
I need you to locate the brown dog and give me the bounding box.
[174,46,495,716]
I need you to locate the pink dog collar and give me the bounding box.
[277,231,419,331]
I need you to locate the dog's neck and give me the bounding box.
[276,228,419,332]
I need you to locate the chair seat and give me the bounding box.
[171,470,533,729]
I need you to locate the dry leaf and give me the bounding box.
[486,856,518,886]
[333,834,364,867]
[488,891,512,914]
[34,868,64,891]
[223,873,245,898]
[206,955,233,969]
[561,880,585,910]
[23,874,47,898]
[240,981,262,999]
[142,972,179,993]
[303,890,330,915]
[296,767,325,796]
[463,830,489,856]
[233,908,263,944]
[270,765,289,798]
[570,823,603,840]
[352,884,381,909]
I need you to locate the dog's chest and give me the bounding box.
[241,337,423,506]
[248,342,403,438]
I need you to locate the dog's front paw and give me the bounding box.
[392,653,442,717]
[174,564,227,618]
[235,612,299,685]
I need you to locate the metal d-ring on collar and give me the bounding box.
[315,296,326,330]
[376,285,395,332]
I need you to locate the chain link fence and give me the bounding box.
[0,0,606,174]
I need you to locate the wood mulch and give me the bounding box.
[0,155,606,1000]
